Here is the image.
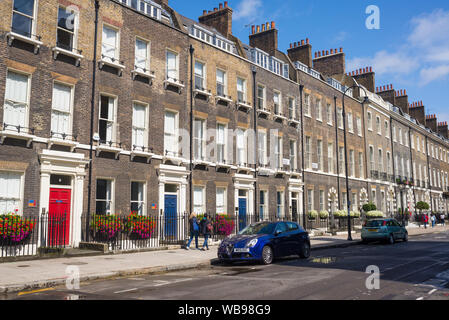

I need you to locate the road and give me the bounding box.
[4,230,449,300]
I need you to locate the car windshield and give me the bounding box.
[239,222,276,235]
[365,220,385,227]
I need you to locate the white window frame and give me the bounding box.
[130,181,146,215]
[11,0,38,39]
[98,94,118,144]
[0,170,24,214]
[51,81,74,139]
[132,101,149,149]
[216,187,227,214]
[56,5,79,52]
[134,37,150,74]
[193,185,206,214]
[166,49,179,81]
[101,24,120,64]
[164,110,179,157]
[96,178,115,215]
[193,118,206,161]
[3,69,31,133]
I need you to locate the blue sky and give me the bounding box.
[170,0,449,123]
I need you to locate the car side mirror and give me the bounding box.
[274,230,282,236]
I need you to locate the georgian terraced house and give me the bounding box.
[1,0,449,247]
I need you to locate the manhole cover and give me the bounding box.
[63,262,88,266]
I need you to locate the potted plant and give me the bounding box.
[362,202,377,213]
[307,210,318,220]
[319,211,329,219]
[350,211,361,218]
[0,214,36,245]
[366,211,384,219]
[125,212,157,240]
[90,214,124,241]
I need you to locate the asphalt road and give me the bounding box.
[5,230,449,301]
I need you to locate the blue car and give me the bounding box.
[218,221,311,265]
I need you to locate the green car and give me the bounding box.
[361,219,408,244]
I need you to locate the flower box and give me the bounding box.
[0,214,36,245]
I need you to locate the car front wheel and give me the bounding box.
[261,245,274,265]
[299,242,311,259]
[403,232,408,242]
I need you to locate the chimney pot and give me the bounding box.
[326,50,329,55]
[219,3,223,9]
[271,21,275,29]
[224,1,228,7]
[315,52,317,58]
[290,43,293,49]
[306,38,309,44]
[340,47,343,53]
[203,10,207,15]
[251,25,255,34]
[214,7,218,11]
[330,49,334,54]
[266,22,270,30]
[256,25,260,33]
[301,40,304,45]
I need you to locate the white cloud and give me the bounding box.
[347,50,418,76]
[233,0,263,21]
[348,9,449,86]
[419,65,449,86]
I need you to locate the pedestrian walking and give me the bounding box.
[186,213,200,250]
[423,214,428,229]
[200,213,213,251]
[440,213,445,226]
[431,214,436,228]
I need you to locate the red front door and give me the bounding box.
[48,188,71,246]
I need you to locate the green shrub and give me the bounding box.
[362,202,377,212]
[416,202,430,211]
[366,211,384,218]
[319,211,329,219]
[350,211,361,218]
[307,210,318,219]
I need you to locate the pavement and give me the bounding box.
[0,224,448,295]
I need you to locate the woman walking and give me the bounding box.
[186,213,200,250]
[200,214,212,251]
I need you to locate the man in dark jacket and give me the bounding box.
[200,214,212,251]
[186,213,199,250]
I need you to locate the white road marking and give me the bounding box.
[416,297,424,300]
[153,278,194,287]
[428,289,437,295]
[114,288,138,294]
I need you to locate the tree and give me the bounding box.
[362,202,377,213]
[416,202,430,211]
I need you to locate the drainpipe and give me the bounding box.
[390,118,396,217]
[86,0,100,242]
[425,136,433,213]
[408,127,417,216]
[334,96,341,209]
[252,67,258,221]
[299,84,306,228]
[189,45,194,214]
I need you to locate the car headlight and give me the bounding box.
[246,239,258,248]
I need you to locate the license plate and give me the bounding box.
[234,248,250,253]
[368,229,377,232]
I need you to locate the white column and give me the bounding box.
[71,174,85,247]
[38,172,51,247]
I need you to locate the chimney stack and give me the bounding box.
[349,66,375,93]
[199,2,233,39]
[376,84,396,105]
[287,38,312,68]
[249,21,278,56]
[409,101,426,126]
[426,114,438,133]
[438,122,449,139]
[396,89,409,115]
[312,47,345,77]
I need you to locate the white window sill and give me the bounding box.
[193,88,212,100]
[52,47,83,66]
[0,130,35,147]
[132,69,155,81]
[274,114,288,121]
[193,159,210,166]
[164,78,185,92]
[130,149,154,163]
[257,108,271,116]
[96,144,123,159]
[215,95,233,105]
[7,32,43,54]
[99,59,126,75]
[48,137,78,152]
[288,118,301,126]
[163,154,184,166]
[236,101,252,113]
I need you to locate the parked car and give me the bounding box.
[218,221,311,265]
[361,218,408,244]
